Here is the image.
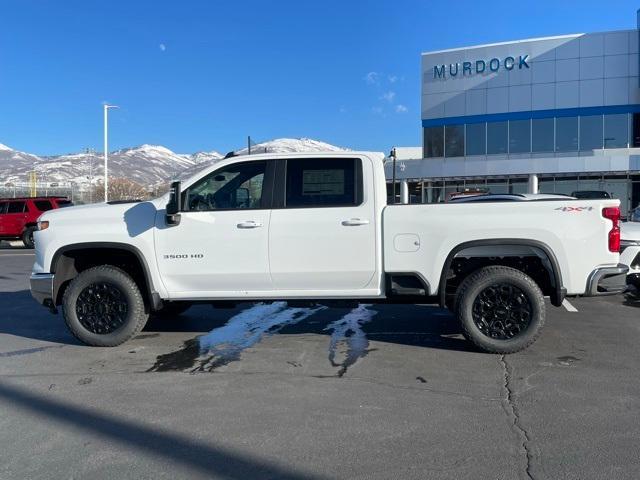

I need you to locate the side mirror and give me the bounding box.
[166,181,182,226]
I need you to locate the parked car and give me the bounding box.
[0,196,72,248]
[571,190,611,199]
[31,152,627,353]
[449,193,572,203]
[620,221,640,288]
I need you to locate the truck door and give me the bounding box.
[154,160,274,296]
[268,157,377,293]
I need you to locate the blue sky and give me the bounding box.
[0,0,638,155]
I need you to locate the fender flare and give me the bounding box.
[50,242,161,310]
[438,239,565,307]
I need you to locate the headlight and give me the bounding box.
[37,220,49,231]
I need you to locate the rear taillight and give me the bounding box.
[602,207,621,253]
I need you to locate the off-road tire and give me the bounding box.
[152,302,192,318]
[22,226,37,249]
[62,265,149,347]
[456,266,545,354]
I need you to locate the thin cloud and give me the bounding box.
[388,75,398,83]
[364,71,379,85]
[159,43,166,52]
[380,91,396,103]
[395,104,408,113]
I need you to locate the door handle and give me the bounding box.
[237,221,263,229]
[341,218,370,226]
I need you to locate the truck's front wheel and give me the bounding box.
[456,266,545,354]
[62,266,149,346]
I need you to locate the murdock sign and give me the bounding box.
[433,55,529,79]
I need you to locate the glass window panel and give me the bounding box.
[424,127,444,158]
[444,124,464,157]
[486,182,509,194]
[509,181,528,194]
[509,119,531,153]
[580,115,603,151]
[532,118,554,152]
[538,179,556,194]
[185,161,266,211]
[633,114,640,147]
[555,117,578,152]
[34,200,53,211]
[487,121,508,154]
[601,179,630,217]
[465,123,486,155]
[604,114,628,149]
[286,158,358,207]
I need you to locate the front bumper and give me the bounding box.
[584,264,629,296]
[30,273,55,307]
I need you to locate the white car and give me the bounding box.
[30,151,627,353]
[620,221,640,287]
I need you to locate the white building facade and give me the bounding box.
[387,16,640,215]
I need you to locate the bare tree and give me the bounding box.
[94,178,148,202]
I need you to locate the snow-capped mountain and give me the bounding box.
[234,137,346,156]
[0,137,347,189]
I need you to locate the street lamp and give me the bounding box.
[103,104,119,202]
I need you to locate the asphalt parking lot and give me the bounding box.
[1,246,639,479]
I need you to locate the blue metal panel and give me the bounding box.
[422,104,640,127]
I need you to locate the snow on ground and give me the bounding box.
[324,305,378,377]
[194,302,325,371]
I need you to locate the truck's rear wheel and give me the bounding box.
[22,226,36,249]
[456,266,545,354]
[62,266,149,346]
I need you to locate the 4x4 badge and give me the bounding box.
[555,206,594,212]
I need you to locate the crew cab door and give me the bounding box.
[268,157,377,294]
[154,160,274,297]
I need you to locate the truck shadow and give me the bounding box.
[1,291,469,354]
[0,290,80,345]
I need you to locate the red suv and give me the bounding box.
[0,197,72,248]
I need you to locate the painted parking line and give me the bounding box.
[562,299,578,312]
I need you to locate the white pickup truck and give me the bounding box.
[30,151,628,353]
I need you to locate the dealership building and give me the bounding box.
[386,14,640,215]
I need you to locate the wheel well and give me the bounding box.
[440,243,563,308]
[52,247,153,310]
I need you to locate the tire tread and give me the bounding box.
[456,265,545,354]
[62,265,148,347]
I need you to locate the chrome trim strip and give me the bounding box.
[29,273,54,305]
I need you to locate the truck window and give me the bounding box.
[34,200,53,211]
[184,161,266,211]
[285,158,361,208]
[7,201,26,213]
[0,202,7,214]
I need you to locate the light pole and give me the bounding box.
[103,104,119,202]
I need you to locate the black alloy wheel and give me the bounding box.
[76,282,129,334]
[471,283,532,340]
